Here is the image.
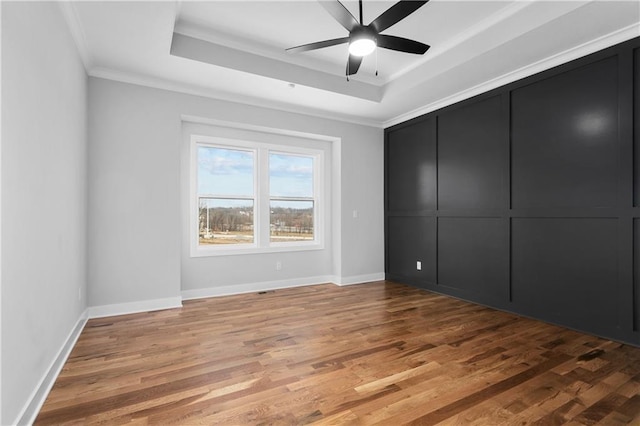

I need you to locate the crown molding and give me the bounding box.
[174,16,382,87]
[58,1,93,71]
[170,33,382,102]
[386,1,533,83]
[89,67,384,128]
[383,22,640,128]
[173,20,335,76]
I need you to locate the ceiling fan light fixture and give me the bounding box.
[349,37,376,57]
[286,0,430,76]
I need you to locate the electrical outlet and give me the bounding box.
[416,261,422,271]
[276,261,282,271]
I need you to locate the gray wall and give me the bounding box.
[87,79,182,306]
[1,2,88,423]
[88,77,384,306]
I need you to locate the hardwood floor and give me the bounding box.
[36,281,640,425]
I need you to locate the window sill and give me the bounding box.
[190,242,324,258]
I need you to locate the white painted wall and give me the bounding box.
[339,131,385,281]
[1,3,88,424]
[87,79,182,308]
[88,77,384,306]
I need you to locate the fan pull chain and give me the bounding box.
[375,47,378,76]
[347,56,350,81]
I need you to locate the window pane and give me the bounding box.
[198,146,254,196]
[269,153,313,197]
[199,198,254,245]
[270,200,314,242]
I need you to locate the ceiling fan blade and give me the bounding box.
[346,54,363,76]
[370,0,429,33]
[319,0,359,32]
[286,37,349,54]
[377,34,430,54]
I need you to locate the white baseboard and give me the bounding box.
[87,296,183,319]
[181,275,335,300]
[182,274,385,300]
[333,273,385,286]
[15,309,89,426]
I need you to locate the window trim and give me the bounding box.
[190,135,324,257]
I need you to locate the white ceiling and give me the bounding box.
[61,1,640,127]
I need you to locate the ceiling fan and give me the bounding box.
[286,0,430,78]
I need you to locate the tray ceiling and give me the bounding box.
[61,1,640,127]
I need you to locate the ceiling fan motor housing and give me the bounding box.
[350,26,377,43]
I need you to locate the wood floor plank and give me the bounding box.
[35,281,640,425]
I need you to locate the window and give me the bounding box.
[197,146,255,245]
[270,153,314,243]
[191,136,323,256]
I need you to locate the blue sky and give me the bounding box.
[198,146,254,196]
[198,147,314,200]
[269,153,313,197]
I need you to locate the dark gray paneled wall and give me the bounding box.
[384,37,640,346]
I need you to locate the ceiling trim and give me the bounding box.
[58,2,93,71]
[173,19,350,80]
[89,67,384,128]
[384,22,640,128]
[174,11,382,87]
[386,0,533,83]
[170,33,383,102]
[381,1,592,105]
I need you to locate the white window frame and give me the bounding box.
[190,135,324,257]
